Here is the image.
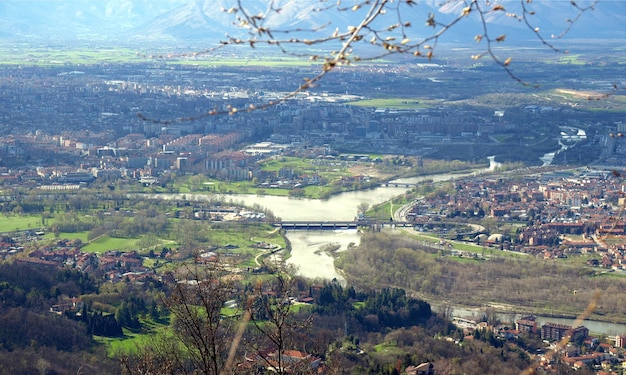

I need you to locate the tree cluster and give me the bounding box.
[0,262,116,374]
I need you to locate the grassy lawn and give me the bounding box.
[173,156,372,199]
[368,195,412,221]
[82,235,142,253]
[260,156,354,185]
[0,214,46,232]
[261,156,316,172]
[557,54,587,65]
[175,177,292,197]
[221,306,242,318]
[1,45,397,69]
[95,319,169,357]
[211,223,284,247]
[196,223,286,268]
[373,341,403,355]
[96,329,151,357]
[40,221,284,267]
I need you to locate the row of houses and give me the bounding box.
[24,242,152,281]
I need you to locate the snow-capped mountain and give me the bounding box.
[0,0,623,47]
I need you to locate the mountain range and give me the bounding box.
[1,0,624,49]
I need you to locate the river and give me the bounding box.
[216,169,490,284]
[146,168,492,280]
[145,171,469,282]
[224,185,412,284]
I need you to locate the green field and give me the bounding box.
[95,319,169,357]
[373,341,403,355]
[539,88,626,112]
[346,98,439,109]
[0,47,146,66]
[82,235,143,253]
[96,329,152,357]
[173,156,372,199]
[260,156,349,179]
[170,57,320,68]
[557,54,587,65]
[0,214,45,232]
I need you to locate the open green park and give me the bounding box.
[0,214,46,233]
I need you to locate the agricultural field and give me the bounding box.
[0,46,326,68]
[346,98,439,109]
[0,46,146,66]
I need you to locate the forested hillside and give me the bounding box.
[0,263,117,374]
[0,259,556,374]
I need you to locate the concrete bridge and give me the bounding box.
[383,182,420,188]
[271,221,415,230]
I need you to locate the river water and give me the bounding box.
[147,169,488,281]
[226,186,409,222]
[229,186,411,283]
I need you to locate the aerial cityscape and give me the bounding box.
[0,1,626,374]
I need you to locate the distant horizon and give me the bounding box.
[1,0,624,52]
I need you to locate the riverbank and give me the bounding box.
[167,157,485,200]
[446,302,626,336]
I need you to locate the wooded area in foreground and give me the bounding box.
[336,232,626,324]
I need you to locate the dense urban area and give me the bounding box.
[1,41,626,375]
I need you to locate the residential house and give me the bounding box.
[516,316,538,335]
[616,335,626,349]
[541,323,589,342]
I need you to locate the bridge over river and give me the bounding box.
[272,221,415,230]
